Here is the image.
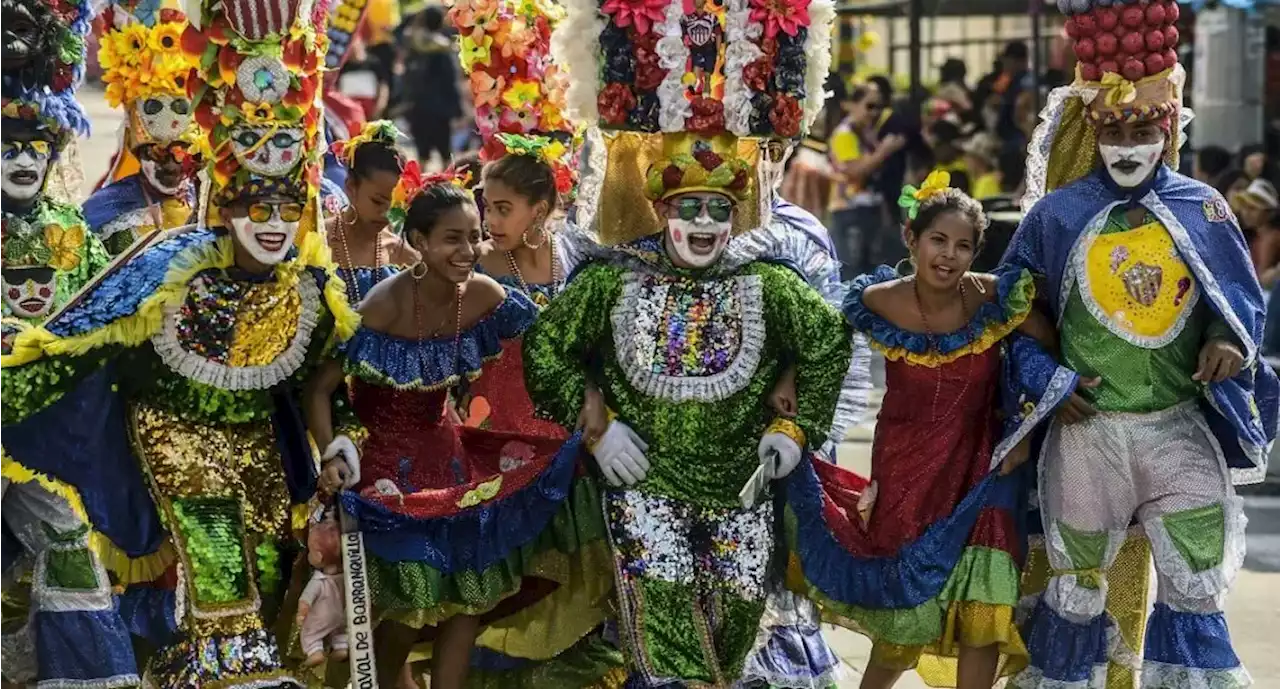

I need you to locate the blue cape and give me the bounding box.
[82,174,195,239]
[1001,166,1278,483]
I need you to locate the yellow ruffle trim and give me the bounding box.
[3,449,177,586]
[2,232,359,368]
[872,275,1035,368]
[867,602,1029,682]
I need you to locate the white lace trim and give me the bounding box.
[611,272,765,403]
[35,675,144,689]
[1069,206,1202,349]
[98,206,156,243]
[1009,664,1108,689]
[1141,660,1252,689]
[801,0,835,135]
[1040,516,1128,623]
[655,1,692,132]
[722,0,763,137]
[1143,496,1246,610]
[991,365,1077,471]
[152,270,322,391]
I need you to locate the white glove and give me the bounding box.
[758,432,802,480]
[589,420,650,487]
[322,435,361,488]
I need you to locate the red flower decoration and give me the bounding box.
[687,97,725,135]
[598,83,637,125]
[749,0,811,39]
[284,75,318,107]
[194,101,218,131]
[554,166,574,194]
[283,39,305,70]
[206,16,233,45]
[743,58,773,92]
[181,24,208,58]
[768,93,802,138]
[635,52,665,91]
[601,0,667,35]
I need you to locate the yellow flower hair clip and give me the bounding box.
[897,170,951,220]
[329,120,404,169]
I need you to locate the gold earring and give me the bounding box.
[410,261,428,279]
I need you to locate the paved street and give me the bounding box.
[66,87,1280,687]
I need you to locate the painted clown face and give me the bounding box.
[1,131,54,203]
[659,191,735,269]
[226,196,303,268]
[1096,120,1166,189]
[229,126,305,177]
[137,95,193,145]
[1,265,56,319]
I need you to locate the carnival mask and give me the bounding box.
[1,265,56,319]
[1,0,54,85]
[663,194,734,269]
[1099,138,1164,189]
[2,137,52,203]
[229,200,302,266]
[138,95,193,144]
[138,143,190,197]
[229,126,305,177]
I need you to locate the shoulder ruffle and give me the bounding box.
[342,289,538,389]
[82,175,144,235]
[843,266,1034,366]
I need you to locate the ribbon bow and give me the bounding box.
[896,170,951,220]
[1100,72,1137,108]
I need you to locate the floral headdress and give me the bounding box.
[552,0,834,244]
[1,0,94,147]
[180,0,329,223]
[387,160,474,233]
[447,0,577,182]
[329,119,403,169]
[897,170,950,220]
[99,5,201,148]
[1022,0,1187,210]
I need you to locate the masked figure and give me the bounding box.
[82,3,200,255]
[0,0,355,684]
[1000,5,1277,686]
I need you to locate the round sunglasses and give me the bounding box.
[673,196,734,222]
[246,201,304,223]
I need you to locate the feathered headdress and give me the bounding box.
[180,0,330,226]
[552,0,835,244]
[447,0,577,187]
[388,160,473,233]
[1023,0,1188,210]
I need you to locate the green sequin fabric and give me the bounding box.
[172,498,249,605]
[523,261,852,508]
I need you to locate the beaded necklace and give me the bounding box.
[412,277,469,408]
[913,275,975,421]
[336,207,384,303]
[504,233,561,305]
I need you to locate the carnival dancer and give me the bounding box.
[327,120,418,303]
[84,3,199,255]
[308,169,615,688]
[0,0,137,685]
[807,174,1055,689]
[1,0,353,683]
[1001,2,1278,685]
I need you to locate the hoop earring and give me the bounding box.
[410,262,428,279]
[894,256,915,276]
[522,220,547,249]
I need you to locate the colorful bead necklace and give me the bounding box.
[336,206,383,303]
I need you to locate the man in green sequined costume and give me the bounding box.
[523,132,853,686]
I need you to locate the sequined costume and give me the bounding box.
[790,266,1035,682]
[84,174,196,254]
[0,0,135,683]
[335,289,616,666]
[1001,44,1278,683]
[523,233,853,685]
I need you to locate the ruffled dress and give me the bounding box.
[784,266,1033,684]
[335,289,616,672]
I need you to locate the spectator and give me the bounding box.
[1242,144,1270,181]
[1218,168,1251,200]
[1194,146,1233,187]
[997,148,1026,199]
[1234,178,1280,270]
[827,83,907,278]
[337,34,393,120]
[936,57,973,113]
[866,74,928,223]
[994,41,1033,152]
[928,120,970,193]
[961,132,1003,200]
[398,7,464,168]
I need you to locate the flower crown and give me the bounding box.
[448,0,575,165]
[496,133,576,195]
[329,119,403,169]
[99,9,199,108]
[897,170,950,220]
[388,160,474,232]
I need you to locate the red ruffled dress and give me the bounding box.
[336,290,614,664]
[785,266,1034,683]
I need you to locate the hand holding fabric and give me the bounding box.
[758,432,802,480]
[590,420,650,487]
[320,435,360,492]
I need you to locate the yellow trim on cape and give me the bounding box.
[871,305,1032,368]
[91,533,178,586]
[2,232,359,368]
[1,451,88,524]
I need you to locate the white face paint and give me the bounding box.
[1,141,51,202]
[1099,139,1165,189]
[665,212,732,268]
[229,213,299,267]
[1,268,56,319]
[141,159,184,196]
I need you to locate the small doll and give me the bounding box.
[297,513,348,667]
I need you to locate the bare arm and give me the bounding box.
[838,134,906,186]
[304,359,346,453]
